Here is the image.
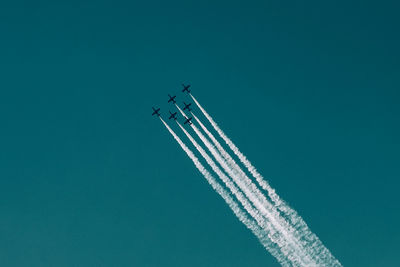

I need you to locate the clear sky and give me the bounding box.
[0,0,399,266]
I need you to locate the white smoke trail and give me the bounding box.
[190,112,307,244]
[176,106,313,266]
[189,94,342,266]
[175,120,301,266]
[160,118,291,266]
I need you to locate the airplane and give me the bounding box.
[182,83,191,93]
[183,102,192,111]
[169,111,177,120]
[168,94,176,104]
[184,117,193,125]
[152,107,161,117]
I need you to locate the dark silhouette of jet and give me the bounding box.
[168,94,176,104]
[184,117,193,125]
[169,111,177,120]
[182,84,191,93]
[183,102,192,112]
[152,107,161,117]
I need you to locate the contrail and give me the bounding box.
[188,97,329,264]
[190,112,305,241]
[160,118,291,266]
[189,94,342,266]
[175,106,313,266]
[175,120,300,266]
[189,111,321,258]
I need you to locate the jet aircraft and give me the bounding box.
[184,117,193,125]
[182,84,191,93]
[168,94,176,104]
[169,111,178,120]
[152,107,161,117]
[183,102,192,111]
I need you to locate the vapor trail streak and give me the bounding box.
[189,95,342,266]
[175,106,312,266]
[175,120,297,265]
[160,118,290,266]
[190,112,304,242]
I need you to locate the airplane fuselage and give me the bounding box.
[168,95,176,104]
[152,107,161,117]
[182,84,191,93]
[183,102,192,111]
[184,117,192,125]
[169,111,177,120]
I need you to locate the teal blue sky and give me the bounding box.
[1,1,399,266]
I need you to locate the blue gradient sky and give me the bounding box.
[0,1,399,266]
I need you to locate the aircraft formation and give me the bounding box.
[152,83,192,125]
[152,85,342,266]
